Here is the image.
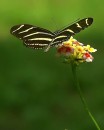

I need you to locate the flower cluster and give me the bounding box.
[57,36,97,64]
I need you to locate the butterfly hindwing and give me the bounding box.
[10,24,54,49]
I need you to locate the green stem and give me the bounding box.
[71,63,101,130]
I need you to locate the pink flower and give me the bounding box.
[83,52,93,62]
[56,36,97,64]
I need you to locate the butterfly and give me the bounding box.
[10,17,93,52]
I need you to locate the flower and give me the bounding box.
[57,36,97,64]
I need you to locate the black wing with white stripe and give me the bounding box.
[10,24,54,49]
[52,18,93,45]
[10,17,93,50]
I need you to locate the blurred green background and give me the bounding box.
[0,0,104,130]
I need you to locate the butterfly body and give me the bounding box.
[10,18,93,51]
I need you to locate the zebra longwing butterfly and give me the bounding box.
[10,18,93,52]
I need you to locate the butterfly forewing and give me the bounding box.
[10,24,54,49]
[52,18,93,46]
[63,18,93,34]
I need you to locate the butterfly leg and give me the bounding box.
[44,45,51,52]
[44,39,55,52]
